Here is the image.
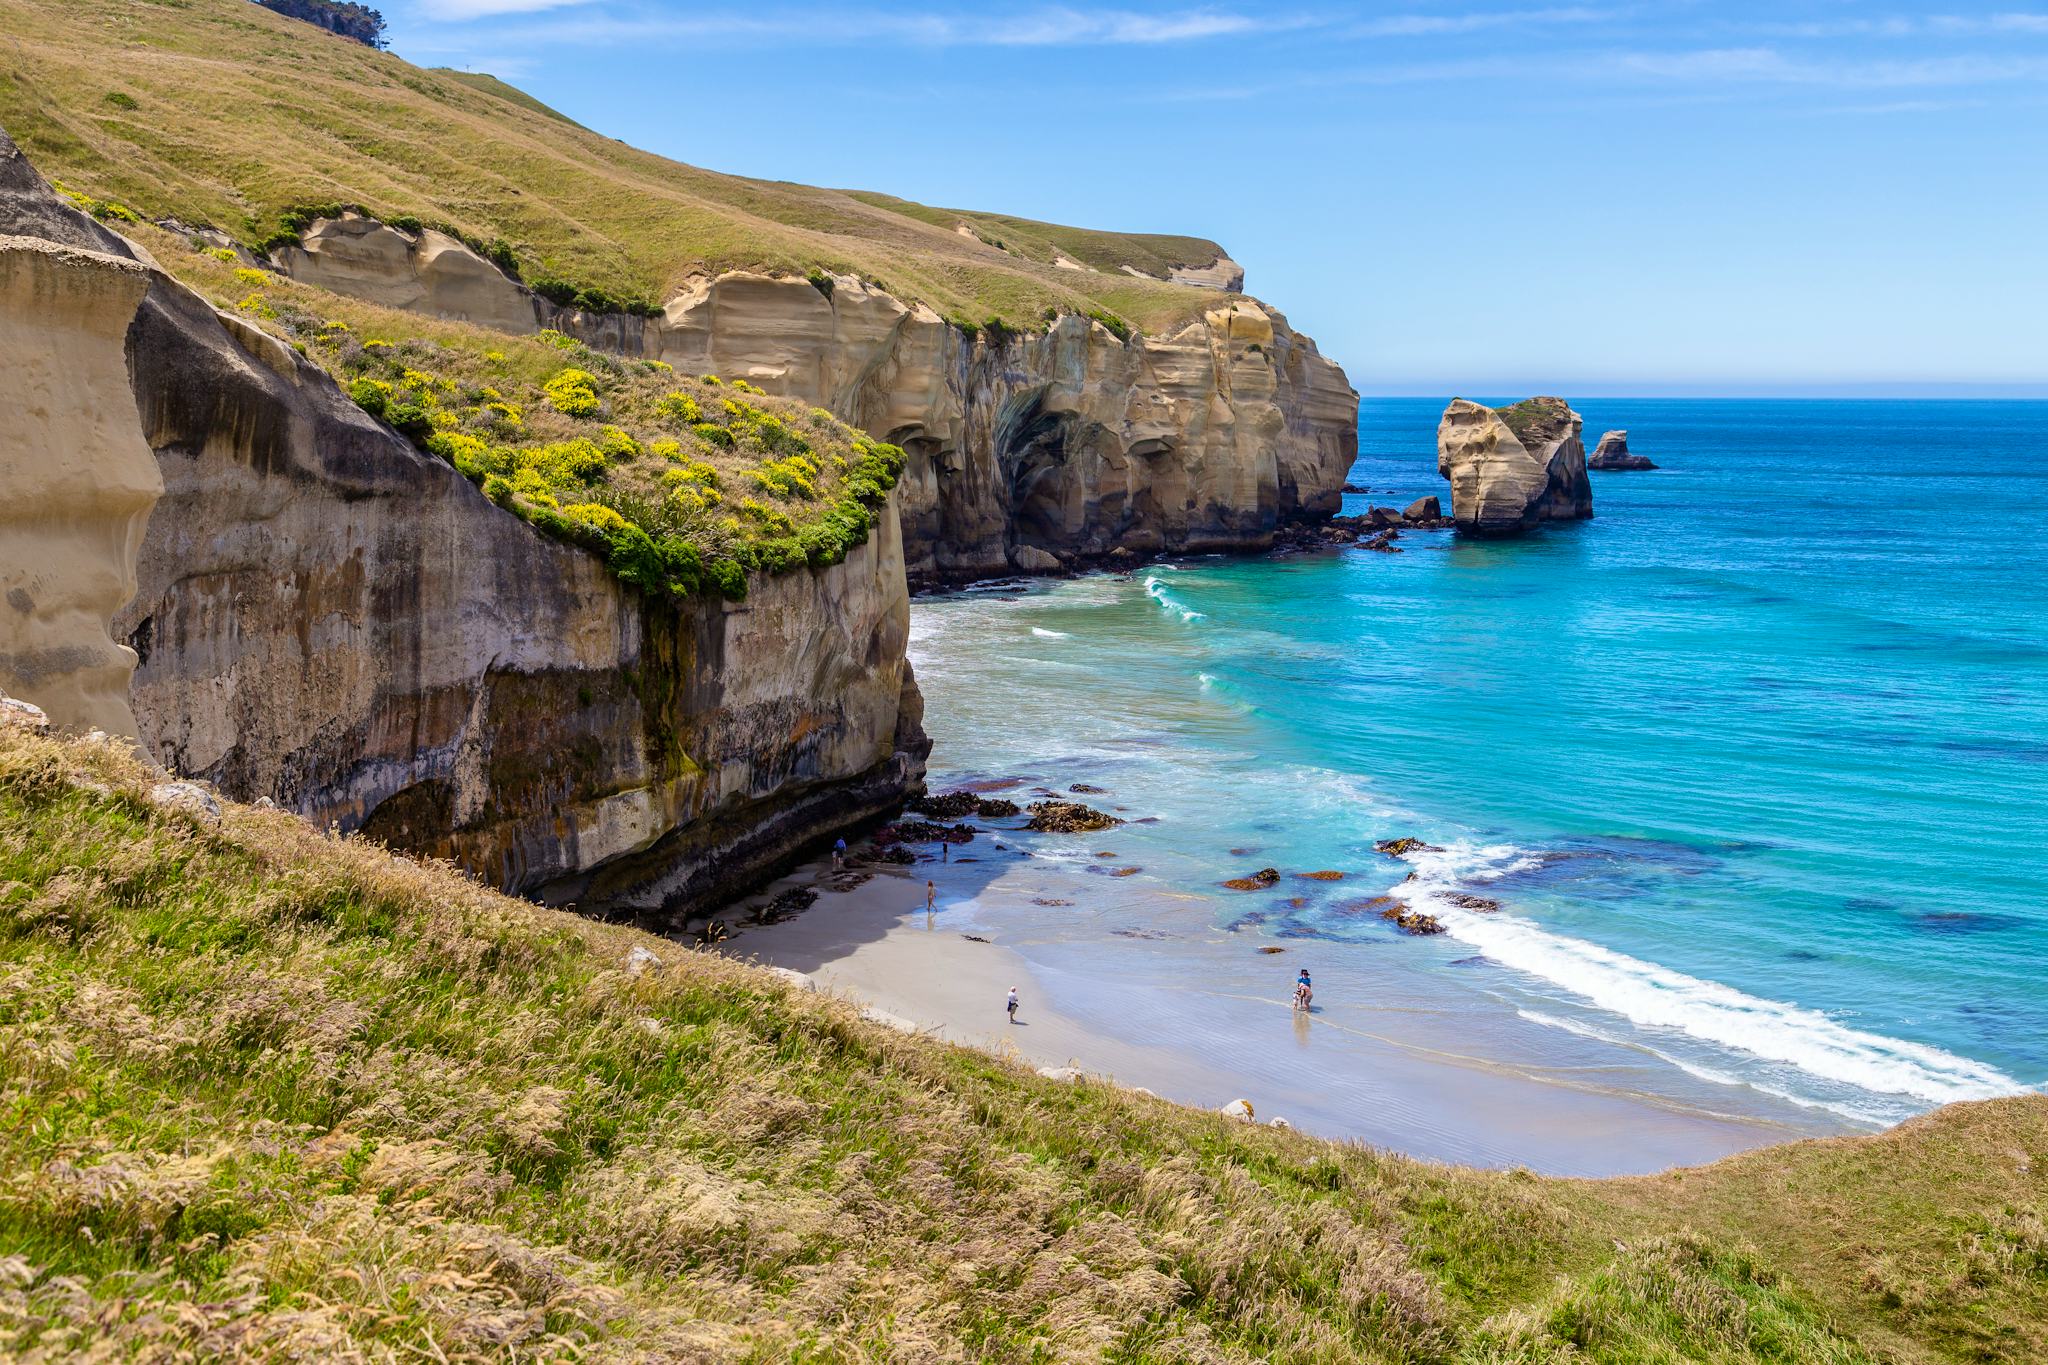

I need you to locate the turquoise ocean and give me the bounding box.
[908,399,2048,1135]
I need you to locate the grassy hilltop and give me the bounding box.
[2,724,2044,1361]
[0,0,1237,335]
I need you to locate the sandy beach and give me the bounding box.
[718,826,1831,1177]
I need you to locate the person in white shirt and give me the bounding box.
[1006,987,1020,1023]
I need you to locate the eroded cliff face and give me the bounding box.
[0,236,161,737]
[1436,397,1593,536]
[271,216,1359,580]
[0,131,926,922]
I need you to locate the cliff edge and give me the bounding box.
[0,127,926,922]
[274,214,1358,580]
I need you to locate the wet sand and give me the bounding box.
[718,837,1826,1177]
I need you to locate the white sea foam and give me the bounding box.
[1512,1009,1895,1124]
[1405,844,2023,1109]
[1142,575,1205,623]
[1030,627,1071,639]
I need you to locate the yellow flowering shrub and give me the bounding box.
[544,368,602,417]
[561,502,628,531]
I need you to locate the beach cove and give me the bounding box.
[721,397,2048,1174]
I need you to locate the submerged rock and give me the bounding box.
[1375,837,1444,857]
[1222,867,1283,891]
[1436,396,1593,535]
[1368,897,1446,935]
[1443,893,1503,912]
[1589,429,1657,471]
[1026,800,1123,833]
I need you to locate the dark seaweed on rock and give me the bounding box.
[1025,801,1122,833]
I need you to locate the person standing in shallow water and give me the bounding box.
[1006,986,1020,1023]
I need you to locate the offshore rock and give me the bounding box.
[1436,396,1593,535]
[270,218,1359,580]
[0,127,928,924]
[1590,429,1657,470]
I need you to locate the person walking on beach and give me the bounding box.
[832,836,846,871]
[1294,968,1313,1012]
[1006,986,1020,1023]
[926,879,936,927]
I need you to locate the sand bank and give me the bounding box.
[719,841,1821,1176]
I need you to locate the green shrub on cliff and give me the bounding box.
[200,258,903,602]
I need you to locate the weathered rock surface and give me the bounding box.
[0,127,928,923]
[1403,495,1441,522]
[0,234,161,739]
[1436,397,1593,535]
[277,213,535,333]
[271,218,1359,582]
[1589,429,1657,471]
[1167,254,1247,292]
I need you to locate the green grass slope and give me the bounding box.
[3,724,2043,1361]
[0,0,1236,335]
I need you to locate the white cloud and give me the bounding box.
[1350,7,1611,39]
[415,0,596,19]
[1610,46,2048,89]
[482,7,1301,47]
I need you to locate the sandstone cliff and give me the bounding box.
[1436,396,1594,536]
[0,236,161,737]
[0,130,927,923]
[272,215,1358,580]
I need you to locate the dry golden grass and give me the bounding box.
[1,725,2043,1362]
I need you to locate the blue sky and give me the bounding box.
[380,2,2047,395]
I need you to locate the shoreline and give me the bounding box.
[718,841,1819,1177]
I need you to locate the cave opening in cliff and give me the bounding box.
[998,390,1074,547]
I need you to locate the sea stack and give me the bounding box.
[1589,429,1656,470]
[1435,396,1594,535]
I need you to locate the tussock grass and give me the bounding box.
[0,0,1232,335]
[1,726,2043,1361]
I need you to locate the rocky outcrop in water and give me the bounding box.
[1436,397,1593,535]
[0,234,161,738]
[0,128,927,923]
[1589,429,1656,470]
[265,216,1358,582]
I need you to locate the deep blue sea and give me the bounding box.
[909,399,2048,1131]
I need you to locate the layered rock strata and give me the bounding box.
[1435,397,1594,535]
[0,130,927,923]
[269,215,1358,581]
[0,236,161,738]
